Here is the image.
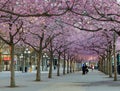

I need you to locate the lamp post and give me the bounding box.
[43,53,48,71]
[53,55,58,70]
[24,48,31,72]
[19,54,23,71]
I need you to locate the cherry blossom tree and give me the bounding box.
[0,15,23,87]
[22,24,52,81]
[0,0,120,84]
[0,0,75,17]
[54,35,73,76]
[46,33,62,78]
[0,39,5,72]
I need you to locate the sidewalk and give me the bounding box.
[0,69,120,91]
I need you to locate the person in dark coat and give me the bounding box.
[82,63,88,75]
[85,64,89,74]
[82,64,86,75]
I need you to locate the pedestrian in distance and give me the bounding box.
[91,64,94,71]
[85,64,89,74]
[82,63,89,75]
[82,64,86,75]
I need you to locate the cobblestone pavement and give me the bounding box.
[0,70,120,91]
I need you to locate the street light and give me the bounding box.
[24,48,31,72]
[43,53,48,71]
[53,55,58,70]
[31,52,37,71]
[19,54,23,71]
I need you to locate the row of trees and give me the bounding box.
[0,15,78,87]
[0,0,120,87]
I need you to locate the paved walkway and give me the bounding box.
[0,69,120,91]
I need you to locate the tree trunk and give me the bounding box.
[57,54,61,76]
[63,51,66,75]
[48,53,53,78]
[72,61,75,72]
[107,55,109,75]
[0,49,2,72]
[101,57,104,72]
[36,53,42,81]
[109,50,112,78]
[106,51,109,75]
[36,37,43,81]
[103,57,106,74]
[98,57,102,71]
[10,44,15,87]
[67,60,69,74]
[113,32,117,81]
[105,58,107,74]
[70,60,72,73]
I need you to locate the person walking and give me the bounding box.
[91,64,94,71]
[85,63,89,74]
[82,64,85,75]
[82,63,89,75]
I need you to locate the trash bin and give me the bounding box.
[25,67,27,72]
